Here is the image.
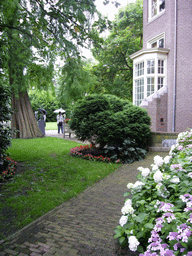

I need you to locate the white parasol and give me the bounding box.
[53,108,66,113]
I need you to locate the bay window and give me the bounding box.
[132,53,167,106]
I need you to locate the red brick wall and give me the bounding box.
[156,93,168,132]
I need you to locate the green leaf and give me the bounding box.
[133,213,148,223]
[137,200,146,205]
[119,236,126,244]
[144,223,153,229]
[114,233,122,238]
[124,192,131,197]
[137,245,144,253]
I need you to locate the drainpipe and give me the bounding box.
[172,0,177,132]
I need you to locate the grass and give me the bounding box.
[0,137,120,240]
[45,122,57,130]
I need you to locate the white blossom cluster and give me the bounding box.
[117,129,192,254]
[119,199,134,227]
[128,236,140,252]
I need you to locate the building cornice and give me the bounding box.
[130,48,170,60]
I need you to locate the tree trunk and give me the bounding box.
[11,91,44,139]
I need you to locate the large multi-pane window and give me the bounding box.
[133,57,166,106]
[158,77,164,90]
[158,60,164,74]
[147,77,155,96]
[158,59,164,89]
[134,61,144,106]
[135,62,144,76]
[147,60,155,74]
[149,0,165,21]
[135,78,144,106]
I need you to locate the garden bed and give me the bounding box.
[114,129,192,255]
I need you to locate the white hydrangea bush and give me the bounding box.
[114,129,192,255]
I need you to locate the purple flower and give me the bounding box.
[139,252,158,256]
[177,145,183,151]
[167,232,178,241]
[170,164,186,172]
[187,213,192,223]
[173,243,182,250]
[148,231,161,243]
[158,202,174,212]
[184,207,192,212]
[161,244,168,249]
[179,223,189,230]
[186,252,192,256]
[164,249,175,256]
[184,194,191,198]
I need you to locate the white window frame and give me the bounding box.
[147,59,155,74]
[135,78,144,106]
[147,77,155,97]
[134,61,145,106]
[132,52,167,106]
[135,62,144,77]
[148,0,165,22]
[147,33,165,49]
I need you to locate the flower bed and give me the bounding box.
[70,144,121,163]
[0,155,17,183]
[114,129,192,255]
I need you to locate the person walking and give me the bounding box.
[43,111,46,127]
[57,112,64,134]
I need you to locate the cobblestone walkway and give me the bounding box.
[0,132,168,255]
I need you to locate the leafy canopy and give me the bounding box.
[0,0,101,94]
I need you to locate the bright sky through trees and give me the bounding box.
[83,0,136,59]
[96,0,136,21]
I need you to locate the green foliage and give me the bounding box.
[28,89,59,122]
[104,139,147,164]
[0,82,13,156]
[91,0,143,100]
[57,58,99,105]
[70,94,151,162]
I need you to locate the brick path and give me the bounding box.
[0,132,168,256]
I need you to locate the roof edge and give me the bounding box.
[130,48,170,60]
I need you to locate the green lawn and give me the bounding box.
[45,122,57,130]
[0,137,120,240]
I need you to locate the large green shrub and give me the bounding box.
[70,94,151,162]
[0,83,12,157]
[0,82,15,181]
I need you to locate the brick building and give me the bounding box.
[130,0,192,133]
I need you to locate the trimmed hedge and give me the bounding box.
[70,94,151,163]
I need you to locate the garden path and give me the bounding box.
[45,130,89,144]
[0,132,168,255]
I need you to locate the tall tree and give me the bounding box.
[91,0,143,101]
[0,0,98,138]
[57,57,99,106]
